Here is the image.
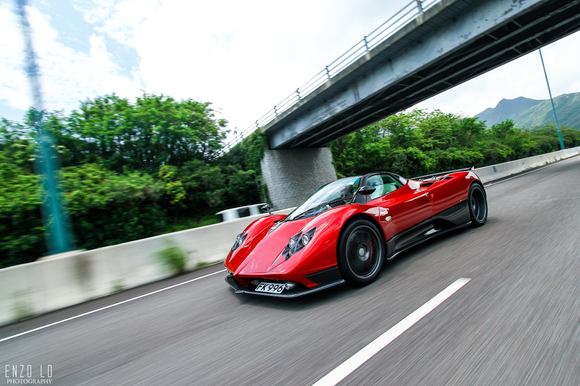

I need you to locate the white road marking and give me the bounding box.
[312,277,471,386]
[0,269,226,343]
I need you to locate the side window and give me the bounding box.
[366,174,403,200]
[366,175,384,200]
[382,174,403,193]
[340,178,361,203]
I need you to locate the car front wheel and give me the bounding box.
[337,219,385,286]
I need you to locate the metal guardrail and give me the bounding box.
[224,0,440,150]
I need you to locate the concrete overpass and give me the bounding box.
[258,0,580,209]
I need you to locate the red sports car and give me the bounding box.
[224,169,487,297]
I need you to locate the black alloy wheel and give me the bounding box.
[469,183,488,227]
[338,219,385,285]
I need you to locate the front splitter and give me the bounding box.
[225,275,345,298]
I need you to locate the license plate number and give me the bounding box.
[255,282,285,294]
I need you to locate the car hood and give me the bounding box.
[232,218,310,275]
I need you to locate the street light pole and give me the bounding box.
[538,48,565,150]
[15,0,74,255]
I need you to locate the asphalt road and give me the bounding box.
[1,157,579,386]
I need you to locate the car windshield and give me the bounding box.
[287,176,361,220]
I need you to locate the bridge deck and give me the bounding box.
[264,0,580,148]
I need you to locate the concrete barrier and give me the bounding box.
[0,146,578,326]
[0,207,293,326]
[474,146,580,184]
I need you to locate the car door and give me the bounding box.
[364,174,432,240]
[428,175,468,216]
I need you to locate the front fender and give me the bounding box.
[280,204,385,277]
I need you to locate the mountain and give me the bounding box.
[476,92,580,129]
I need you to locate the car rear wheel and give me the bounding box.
[337,219,385,286]
[469,183,488,227]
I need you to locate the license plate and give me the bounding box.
[255,282,285,294]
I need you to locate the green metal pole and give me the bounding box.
[15,0,74,254]
[538,48,565,150]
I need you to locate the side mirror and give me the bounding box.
[357,185,377,196]
[260,203,273,215]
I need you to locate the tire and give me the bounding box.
[468,182,488,227]
[337,219,385,286]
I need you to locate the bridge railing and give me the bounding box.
[224,0,440,150]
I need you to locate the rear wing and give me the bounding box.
[412,166,474,181]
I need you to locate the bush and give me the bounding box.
[157,243,188,274]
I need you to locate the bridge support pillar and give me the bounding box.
[261,147,337,209]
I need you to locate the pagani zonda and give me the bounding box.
[224,169,487,297]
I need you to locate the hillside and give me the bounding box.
[476,92,580,129]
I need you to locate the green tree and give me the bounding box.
[331,110,578,179]
[3,96,578,269]
[66,94,226,171]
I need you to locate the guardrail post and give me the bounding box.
[296,88,301,101]
[325,66,331,79]
[363,36,369,51]
[255,120,259,129]
[274,105,278,117]
[415,0,423,13]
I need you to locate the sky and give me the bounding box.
[1,0,579,140]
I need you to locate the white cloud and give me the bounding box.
[72,0,580,138]
[72,0,407,136]
[0,4,29,111]
[0,2,142,115]
[2,0,579,136]
[73,0,156,47]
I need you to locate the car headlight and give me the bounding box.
[284,228,316,259]
[231,232,247,251]
[300,230,314,246]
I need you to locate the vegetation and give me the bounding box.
[157,243,188,275]
[1,94,578,269]
[0,94,264,268]
[331,110,580,177]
